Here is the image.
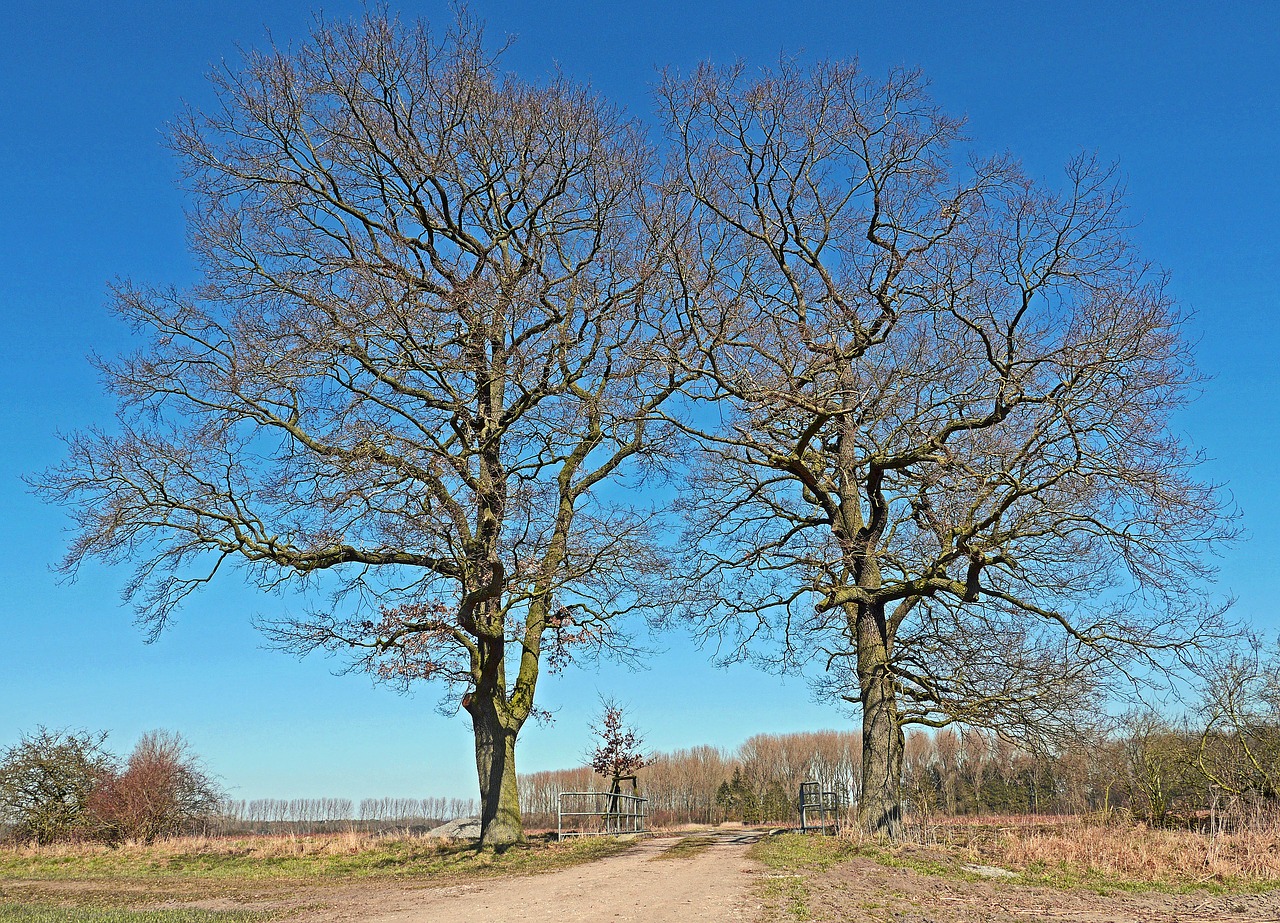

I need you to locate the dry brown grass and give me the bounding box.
[1,829,635,919]
[4,830,380,864]
[880,814,1280,889]
[0,828,628,884]
[990,817,1280,886]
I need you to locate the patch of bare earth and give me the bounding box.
[802,855,1280,923]
[297,832,764,923]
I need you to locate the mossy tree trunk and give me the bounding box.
[856,605,904,838]
[469,694,524,848]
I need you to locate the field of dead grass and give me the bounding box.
[0,830,632,921]
[752,819,1280,922]
[971,815,1280,889]
[0,830,628,880]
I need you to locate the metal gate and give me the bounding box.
[799,780,841,834]
[556,791,648,840]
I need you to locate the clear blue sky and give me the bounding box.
[1,1,1277,803]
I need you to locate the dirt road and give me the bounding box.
[308,832,763,923]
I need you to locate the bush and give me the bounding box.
[0,728,221,845]
[91,731,222,843]
[0,728,115,844]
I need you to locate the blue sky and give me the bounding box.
[1,1,1277,802]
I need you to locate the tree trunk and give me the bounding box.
[471,698,524,849]
[857,608,904,838]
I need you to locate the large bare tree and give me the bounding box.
[37,14,685,847]
[659,59,1235,837]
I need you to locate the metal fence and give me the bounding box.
[799,780,841,834]
[556,791,648,840]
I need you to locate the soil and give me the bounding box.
[299,831,763,922]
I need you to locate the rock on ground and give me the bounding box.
[423,816,483,840]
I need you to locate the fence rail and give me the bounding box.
[799,780,841,834]
[557,791,647,840]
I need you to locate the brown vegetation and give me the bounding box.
[0,729,219,846]
[90,731,221,844]
[989,817,1280,886]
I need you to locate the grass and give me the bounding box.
[750,819,1280,909]
[0,832,629,883]
[0,831,633,919]
[749,833,861,874]
[749,834,863,920]
[651,835,715,860]
[0,908,279,923]
[986,819,1280,894]
[758,872,810,921]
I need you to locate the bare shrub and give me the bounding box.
[90,731,222,843]
[0,728,114,845]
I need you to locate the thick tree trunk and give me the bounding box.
[857,608,904,839]
[471,698,524,849]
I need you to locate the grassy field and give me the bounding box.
[0,832,632,922]
[13,819,1280,922]
[0,832,629,882]
[749,819,1280,921]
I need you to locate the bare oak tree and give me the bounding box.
[37,14,684,847]
[659,59,1235,837]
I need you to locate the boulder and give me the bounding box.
[425,816,483,840]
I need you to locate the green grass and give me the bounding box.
[0,907,279,923]
[757,872,810,921]
[651,836,715,861]
[749,833,861,874]
[748,834,862,919]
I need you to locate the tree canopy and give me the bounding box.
[36,15,1235,842]
[659,58,1235,835]
[37,12,687,848]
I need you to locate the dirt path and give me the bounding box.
[304,832,763,923]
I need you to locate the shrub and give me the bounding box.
[0,728,115,844]
[90,731,222,843]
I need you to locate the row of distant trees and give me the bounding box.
[0,727,478,845]
[217,795,476,833]
[902,713,1280,832]
[896,640,1280,830]
[521,729,862,828]
[523,697,1280,833]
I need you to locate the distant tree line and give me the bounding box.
[216,796,476,834]
[519,730,861,828]
[521,686,1280,834]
